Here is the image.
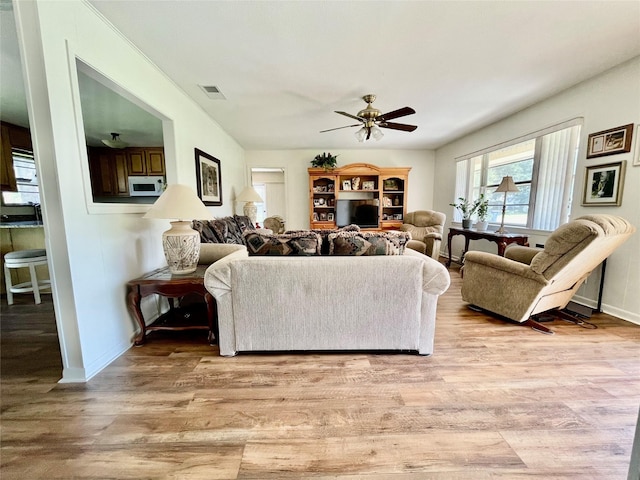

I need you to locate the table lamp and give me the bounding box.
[236,186,263,225]
[143,184,213,274]
[495,176,519,234]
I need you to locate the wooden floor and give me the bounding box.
[2,264,639,479]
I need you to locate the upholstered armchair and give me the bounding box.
[461,214,635,332]
[400,210,446,259]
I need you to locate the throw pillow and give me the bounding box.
[328,231,411,256]
[210,217,245,244]
[243,231,322,256]
[286,224,361,255]
[192,220,219,243]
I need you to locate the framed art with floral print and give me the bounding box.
[586,124,633,159]
[195,148,222,206]
[582,160,626,206]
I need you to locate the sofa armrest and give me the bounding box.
[199,243,247,265]
[464,251,547,284]
[505,245,542,265]
[404,248,450,295]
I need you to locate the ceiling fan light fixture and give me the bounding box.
[355,127,367,143]
[101,132,128,149]
[371,125,384,141]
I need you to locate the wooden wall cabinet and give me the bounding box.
[1,122,33,192]
[308,163,410,230]
[88,147,165,197]
[88,148,130,197]
[126,148,165,176]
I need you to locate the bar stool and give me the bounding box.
[4,249,51,305]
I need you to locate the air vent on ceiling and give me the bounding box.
[199,85,226,100]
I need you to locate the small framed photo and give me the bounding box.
[328,183,335,192]
[327,213,334,221]
[320,213,327,221]
[195,148,222,206]
[312,212,319,221]
[383,179,399,191]
[587,124,634,159]
[582,160,626,206]
[362,181,375,190]
[394,214,403,220]
[342,180,351,190]
[328,198,335,207]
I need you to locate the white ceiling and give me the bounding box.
[3,1,640,151]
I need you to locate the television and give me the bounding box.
[336,199,379,229]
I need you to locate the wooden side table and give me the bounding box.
[126,265,216,346]
[446,227,529,267]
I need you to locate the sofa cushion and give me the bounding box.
[328,231,411,256]
[286,224,360,255]
[243,231,322,256]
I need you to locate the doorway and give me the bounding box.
[250,167,287,227]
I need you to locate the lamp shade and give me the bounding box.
[236,186,263,203]
[495,176,519,193]
[143,184,213,221]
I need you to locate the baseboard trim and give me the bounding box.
[572,294,639,325]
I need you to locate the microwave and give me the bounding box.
[128,176,165,196]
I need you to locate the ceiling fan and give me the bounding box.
[320,94,417,142]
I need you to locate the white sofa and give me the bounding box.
[202,244,450,356]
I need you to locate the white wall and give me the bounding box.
[14,0,246,381]
[246,149,435,230]
[434,57,640,323]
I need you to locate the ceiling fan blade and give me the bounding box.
[377,107,415,122]
[378,121,417,132]
[335,111,364,122]
[320,124,361,133]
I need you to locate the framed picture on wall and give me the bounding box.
[582,160,626,206]
[195,148,222,206]
[586,124,634,159]
[634,124,640,167]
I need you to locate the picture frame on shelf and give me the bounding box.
[362,181,375,190]
[328,183,335,192]
[313,212,319,221]
[195,148,222,206]
[342,180,351,190]
[581,160,626,206]
[383,179,399,190]
[320,213,327,221]
[327,213,334,221]
[586,124,633,159]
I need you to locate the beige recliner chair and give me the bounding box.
[461,214,635,333]
[400,210,446,259]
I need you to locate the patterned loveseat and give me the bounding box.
[201,227,451,357]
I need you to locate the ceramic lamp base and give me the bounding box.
[243,202,258,225]
[162,221,200,274]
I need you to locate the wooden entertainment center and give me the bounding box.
[308,163,410,230]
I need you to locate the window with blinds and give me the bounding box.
[453,120,582,231]
[1,148,41,206]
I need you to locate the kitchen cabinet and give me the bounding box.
[1,122,32,192]
[88,147,129,197]
[126,148,165,176]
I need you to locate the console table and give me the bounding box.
[446,227,529,267]
[127,265,216,345]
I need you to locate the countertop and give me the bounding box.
[0,220,44,229]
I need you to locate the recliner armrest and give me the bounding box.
[505,245,543,265]
[423,232,442,241]
[464,251,548,284]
